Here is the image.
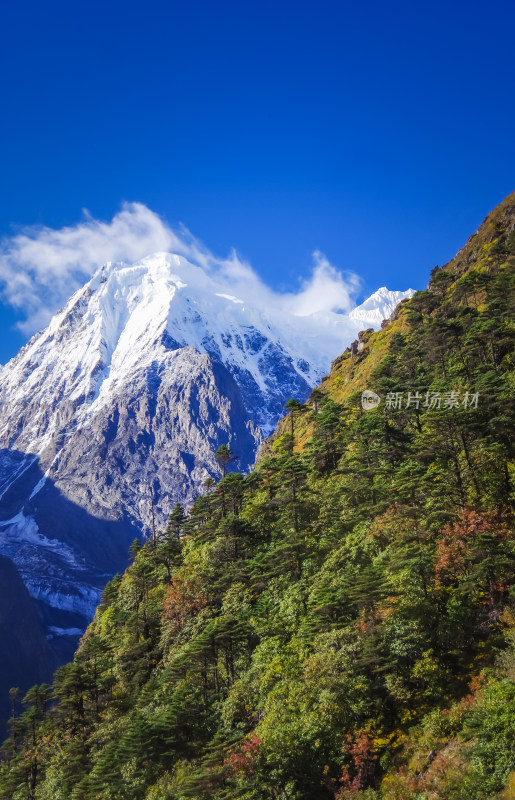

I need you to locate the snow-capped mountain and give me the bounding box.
[349,286,415,327]
[0,252,412,651]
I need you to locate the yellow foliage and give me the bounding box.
[500,771,515,800]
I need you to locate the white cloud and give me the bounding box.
[0,203,177,333]
[0,202,361,334]
[283,251,360,316]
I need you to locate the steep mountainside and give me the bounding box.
[0,556,57,739]
[0,251,409,645]
[2,194,512,800]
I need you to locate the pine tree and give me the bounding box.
[215,444,237,477]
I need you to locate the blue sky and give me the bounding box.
[0,0,514,363]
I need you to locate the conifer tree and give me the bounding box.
[285,397,303,442]
[215,444,237,477]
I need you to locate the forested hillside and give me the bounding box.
[1,193,514,799]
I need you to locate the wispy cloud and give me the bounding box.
[283,251,360,316]
[0,203,176,333]
[0,203,361,334]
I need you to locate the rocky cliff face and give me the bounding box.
[0,555,57,737]
[0,252,411,646]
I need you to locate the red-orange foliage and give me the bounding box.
[162,572,207,635]
[458,672,485,709]
[224,732,261,776]
[435,509,508,586]
[336,730,379,795]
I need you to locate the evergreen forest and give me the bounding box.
[1,194,514,799]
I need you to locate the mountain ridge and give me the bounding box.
[0,251,410,704]
[0,192,512,799]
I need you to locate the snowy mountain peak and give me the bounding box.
[0,251,415,647]
[349,286,415,327]
[2,253,413,446]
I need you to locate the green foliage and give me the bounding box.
[0,196,514,798]
[215,445,237,478]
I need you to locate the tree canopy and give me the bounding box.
[1,195,514,799]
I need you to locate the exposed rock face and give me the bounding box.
[0,252,412,659]
[0,350,262,631]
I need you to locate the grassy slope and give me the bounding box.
[286,190,515,450]
[1,193,514,800]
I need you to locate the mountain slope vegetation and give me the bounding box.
[0,249,408,666]
[1,193,514,799]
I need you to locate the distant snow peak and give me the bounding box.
[350,287,415,327]
[0,250,414,644]
[0,254,415,457]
